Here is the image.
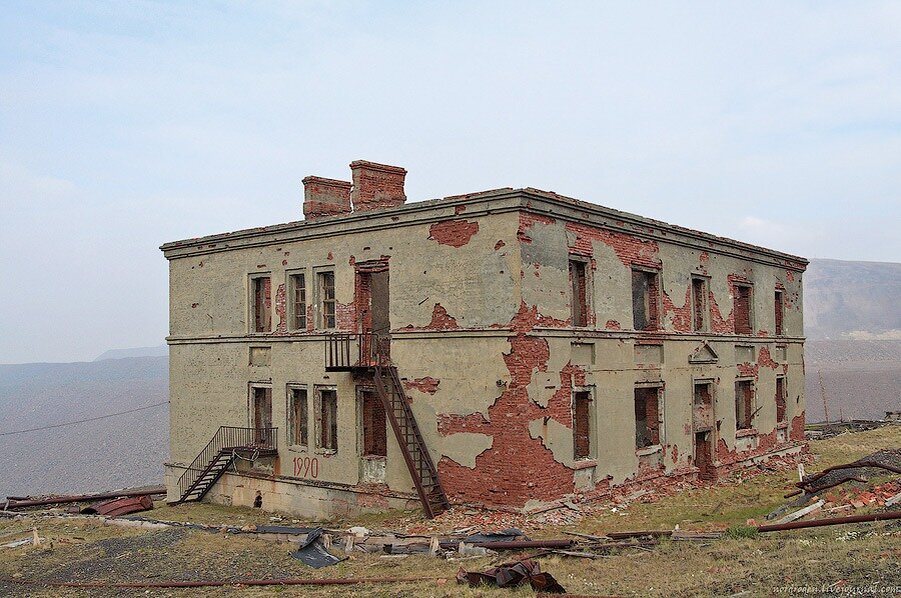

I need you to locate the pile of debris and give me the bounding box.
[2,486,164,516]
[765,449,901,526]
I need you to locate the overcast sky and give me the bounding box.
[1,1,899,364]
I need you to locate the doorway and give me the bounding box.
[251,386,272,445]
[360,389,387,483]
[356,264,390,363]
[694,431,715,480]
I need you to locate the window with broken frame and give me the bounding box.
[315,387,338,451]
[634,385,663,449]
[632,268,661,331]
[287,385,309,448]
[735,379,755,430]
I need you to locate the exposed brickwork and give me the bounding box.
[737,346,782,379]
[350,161,406,212]
[428,304,460,330]
[438,301,578,506]
[403,376,440,395]
[517,213,556,244]
[733,284,752,334]
[494,240,506,251]
[662,284,693,332]
[604,319,622,330]
[428,219,480,248]
[302,176,352,220]
[715,412,806,471]
[564,221,660,268]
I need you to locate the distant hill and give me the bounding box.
[804,258,901,340]
[94,344,168,361]
[0,356,168,500]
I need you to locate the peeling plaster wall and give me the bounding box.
[514,210,807,496]
[164,189,806,514]
[166,209,522,504]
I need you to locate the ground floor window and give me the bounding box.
[316,387,338,451]
[775,376,786,424]
[288,386,308,447]
[634,386,662,448]
[360,390,387,457]
[573,390,594,459]
[735,379,755,430]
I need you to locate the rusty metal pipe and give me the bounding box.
[0,576,435,589]
[757,510,901,533]
[5,486,166,510]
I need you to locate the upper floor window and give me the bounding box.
[774,289,784,336]
[251,275,271,333]
[318,271,336,329]
[289,272,307,331]
[733,283,753,335]
[632,269,660,331]
[569,259,589,327]
[691,276,709,332]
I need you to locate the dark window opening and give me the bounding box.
[252,386,272,444]
[319,272,336,329]
[735,380,754,430]
[776,377,786,423]
[634,387,661,448]
[573,390,592,459]
[733,284,753,335]
[569,260,588,327]
[317,389,338,450]
[632,269,660,331]
[252,276,271,333]
[692,277,708,331]
[693,382,714,431]
[290,388,308,446]
[774,289,784,336]
[361,391,387,457]
[291,273,307,330]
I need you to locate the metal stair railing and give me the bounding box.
[175,426,277,503]
[373,365,449,518]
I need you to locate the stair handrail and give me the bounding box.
[373,365,447,517]
[176,426,278,498]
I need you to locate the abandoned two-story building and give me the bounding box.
[161,160,807,518]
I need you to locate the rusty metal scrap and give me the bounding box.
[456,558,566,593]
[4,486,166,510]
[80,496,153,517]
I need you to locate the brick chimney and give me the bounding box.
[350,160,407,212]
[302,176,352,220]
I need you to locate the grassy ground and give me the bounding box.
[1,426,899,597]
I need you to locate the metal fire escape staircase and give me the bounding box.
[326,334,450,518]
[173,426,278,504]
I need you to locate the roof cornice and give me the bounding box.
[160,187,807,271]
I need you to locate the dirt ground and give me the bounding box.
[1,426,899,597]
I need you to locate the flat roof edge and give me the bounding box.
[161,187,807,269]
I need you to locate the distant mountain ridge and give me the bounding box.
[804,258,901,340]
[94,344,168,361]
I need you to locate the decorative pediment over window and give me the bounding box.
[689,341,719,364]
